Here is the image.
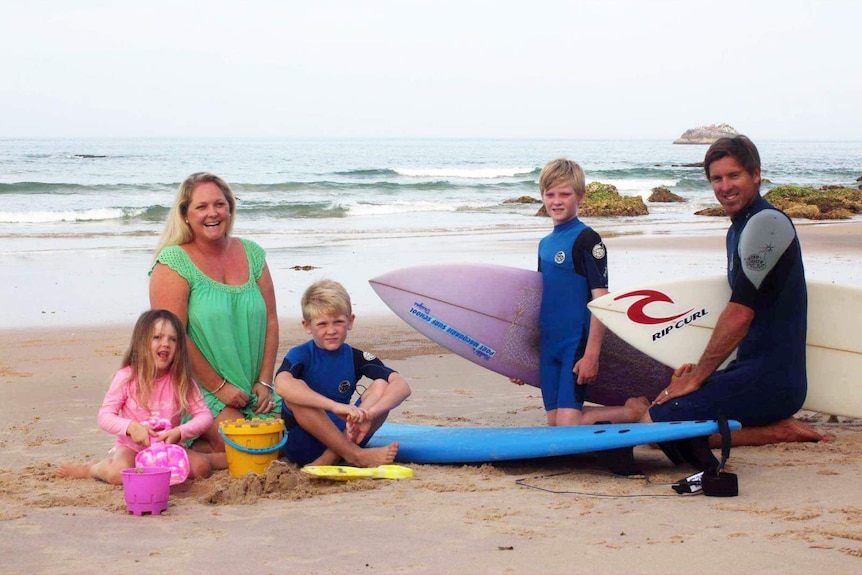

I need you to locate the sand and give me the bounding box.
[2,222,862,574]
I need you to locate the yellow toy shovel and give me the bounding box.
[301,464,414,481]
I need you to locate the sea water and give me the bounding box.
[1,138,860,327]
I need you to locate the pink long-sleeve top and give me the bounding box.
[97,366,213,452]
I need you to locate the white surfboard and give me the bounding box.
[587,276,862,418]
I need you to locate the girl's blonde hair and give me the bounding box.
[122,309,194,414]
[301,279,352,322]
[154,172,236,257]
[539,158,586,197]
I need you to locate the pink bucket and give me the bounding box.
[121,467,172,516]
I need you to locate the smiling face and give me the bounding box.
[186,181,231,241]
[708,156,761,218]
[303,312,355,352]
[151,318,178,376]
[541,183,582,225]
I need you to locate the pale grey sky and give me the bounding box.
[1,0,859,140]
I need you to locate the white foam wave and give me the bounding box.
[343,199,494,217]
[0,207,145,224]
[394,167,535,179]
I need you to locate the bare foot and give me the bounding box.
[55,463,93,479]
[309,449,342,467]
[348,442,399,468]
[709,417,835,448]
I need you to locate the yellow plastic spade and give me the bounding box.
[301,464,414,481]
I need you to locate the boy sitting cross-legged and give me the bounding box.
[275,279,411,467]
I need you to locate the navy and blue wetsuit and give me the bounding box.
[277,341,396,466]
[538,217,608,412]
[650,196,807,425]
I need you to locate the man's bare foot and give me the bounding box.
[55,463,93,479]
[348,442,399,468]
[709,417,835,448]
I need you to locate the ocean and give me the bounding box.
[1,138,860,328]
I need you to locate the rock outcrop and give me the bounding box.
[534,182,648,217]
[673,123,739,145]
[696,185,862,220]
[648,186,686,203]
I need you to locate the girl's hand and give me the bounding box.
[127,421,155,447]
[509,378,526,386]
[157,427,183,445]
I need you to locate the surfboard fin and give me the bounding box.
[595,446,643,476]
[657,436,719,472]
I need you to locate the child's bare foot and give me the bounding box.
[55,463,93,479]
[625,397,650,420]
[348,442,399,468]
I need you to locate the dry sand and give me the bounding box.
[2,222,862,574]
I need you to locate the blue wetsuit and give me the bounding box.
[650,196,807,425]
[538,217,608,412]
[277,340,396,466]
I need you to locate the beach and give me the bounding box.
[2,221,862,574]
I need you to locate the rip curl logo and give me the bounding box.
[554,251,566,264]
[363,351,377,361]
[338,380,351,394]
[592,243,606,260]
[612,289,709,341]
[745,254,766,271]
[613,290,693,325]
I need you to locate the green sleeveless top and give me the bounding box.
[153,238,278,417]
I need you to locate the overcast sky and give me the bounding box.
[1,0,859,140]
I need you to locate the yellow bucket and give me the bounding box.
[218,418,286,478]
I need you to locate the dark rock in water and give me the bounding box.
[74,154,107,158]
[504,195,541,204]
[695,206,727,217]
[673,123,739,145]
[648,186,686,203]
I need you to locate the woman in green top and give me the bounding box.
[150,173,280,457]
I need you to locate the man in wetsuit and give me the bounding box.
[647,135,827,445]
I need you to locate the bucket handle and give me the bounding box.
[218,426,287,455]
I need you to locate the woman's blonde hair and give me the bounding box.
[301,279,352,322]
[154,172,236,257]
[122,309,195,414]
[539,159,586,197]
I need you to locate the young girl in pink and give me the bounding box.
[57,309,220,484]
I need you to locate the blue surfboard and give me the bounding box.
[367,420,740,464]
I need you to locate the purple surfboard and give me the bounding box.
[369,263,671,406]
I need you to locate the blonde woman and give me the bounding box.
[150,173,280,456]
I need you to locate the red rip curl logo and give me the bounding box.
[613,289,693,325]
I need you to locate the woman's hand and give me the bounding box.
[217,382,249,411]
[251,381,276,415]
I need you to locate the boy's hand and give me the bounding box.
[573,354,599,384]
[127,421,156,447]
[346,408,373,444]
[332,402,365,423]
[509,378,527,386]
